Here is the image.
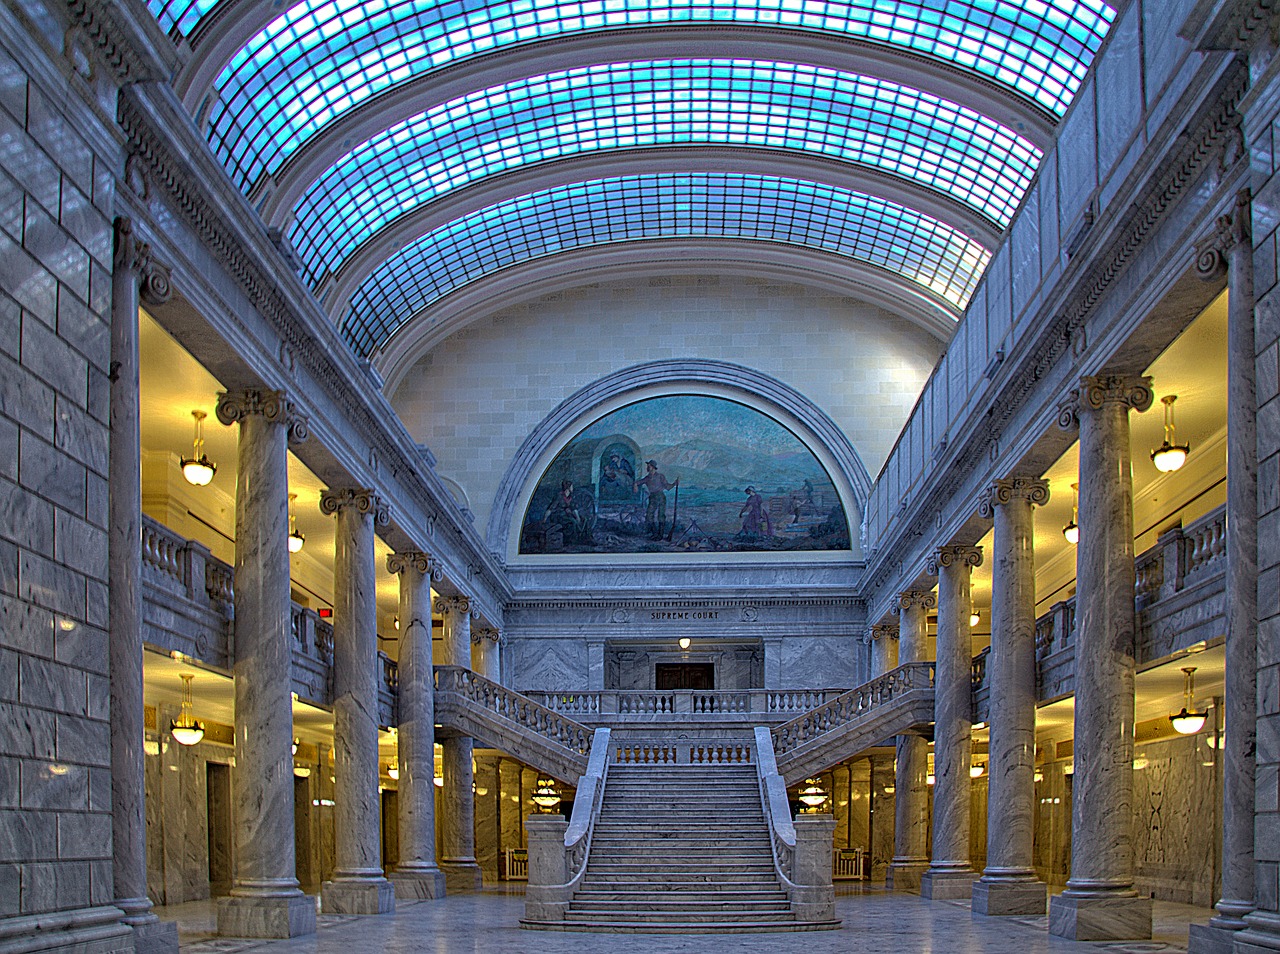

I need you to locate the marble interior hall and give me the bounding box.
[1,0,1277,951]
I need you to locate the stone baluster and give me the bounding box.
[888,589,935,892]
[870,622,899,676]
[472,627,503,683]
[920,545,982,900]
[215,388,316,938]
[387,550,447,899]
[319,489,396,915]
[108,219,180,953]
[1049,374,1153,941]
[972,477,1049,916]
[435,595,483,890]
[1192,190,1258,952]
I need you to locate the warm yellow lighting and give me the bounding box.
[1169,666,1208,735]
[293,765,311,778]
[287,493,305,553]
[291,738,299,756]
[387,764,400,781]
[678,637,691,650]
[532,777,561,812]
[1063,482,1080,544]
[969,763,985,778]
[170,672,205,746]
[797,778,829,812]
[926,774,935,786]
[1151,395,1190,472]
[433,775,444,788]
[180,410,217,486]
[969,608,981,628]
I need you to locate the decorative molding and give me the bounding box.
[1057,374,1154,431]
[926,545,983,575]
[387,550,443,581]
[320,487,390,526]
[215,388,310,444]
[64,0,176,84]
[114,216,172,304]
[977,476,1050,518]
[1196,186,1252,280]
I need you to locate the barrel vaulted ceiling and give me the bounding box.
[150,0,1115,359]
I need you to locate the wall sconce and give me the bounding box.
[1169,666,1208,735]
[180,410,217,486]
[1062,482,1079,544]
[288,493,305,553]
[678,637,691,650]
[797,778,829,812]
[532,777,561,812]
[1151,395,1190,473]
[170,672,205,746]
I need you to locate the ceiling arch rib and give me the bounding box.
[337,173,991,359]
[287,59,1034,292]
[187,0,1111,198]
[258,26,1061,222]
[320,146,1003,317]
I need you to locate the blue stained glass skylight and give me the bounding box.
[289,60,1038,288]
[204,0,1111,192]
[340,173,991,357]
[148,0,219,37]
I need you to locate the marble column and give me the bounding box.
[319,490,396,915]
[1048,374,1153,941]
[108,219,179,954]
[1191,190,1257,954]
[472,627,503,683]
[435,596,483,890]
[920,545,981,900]
[870,622,899,676]
[386,551,447,899]
[972,478,1049,916]
[215,389,316,938]
[888,589,935,893]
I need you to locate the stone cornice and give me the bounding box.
[508,597,861,611]
[65,0,179,85]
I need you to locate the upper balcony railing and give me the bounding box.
[527,688,844,723]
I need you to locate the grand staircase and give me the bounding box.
[524,762,840,933]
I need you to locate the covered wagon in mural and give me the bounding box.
[519,395,850,555]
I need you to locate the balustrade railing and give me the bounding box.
[612,739,752,765]
[771,662,935,757]
[141,515,233,605]
[528,688,844,719]
[434,666,593,756]
[754,726,796,886]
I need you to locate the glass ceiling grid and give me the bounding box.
[340,173,991,356]
[289,60,1038,287]
[200,0,1111,191]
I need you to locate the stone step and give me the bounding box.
[578,879,784,893]
[573,888,788,902]
[570,899,792,914]
[590,842,772,854]
[582,870,779,884]
[565,909,794,924]
[521,919,843,934]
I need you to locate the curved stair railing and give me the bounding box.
[522,727,611,925]
[771,661,936,785]
[434,666,592,783]
[753,727,839,926]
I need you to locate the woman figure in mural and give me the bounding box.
[544,479,593,549]
[634,460,678,540]
[737,486,771,540]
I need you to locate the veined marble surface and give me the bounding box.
[162,887,1210,953]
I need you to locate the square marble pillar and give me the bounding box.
[920,868,978,900]
[971,880,1046,916]
[1047,894,1152,941]
[216,895,317,939]
[320,879,396,915]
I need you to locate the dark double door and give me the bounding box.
[654,663,714,690]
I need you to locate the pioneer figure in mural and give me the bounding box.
[599,450,636,500]
[543,479,593,549]
[737,486,771,540]
[634,460,678,540]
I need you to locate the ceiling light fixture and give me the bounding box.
[387,764,400,781]
[532,776,561,812]
[797,778,830,812]
[969,762,985,779]
[1151,395,1190,473]
[1169,666,1208,735]
[170,672,205,746]
[288,493,305,553]
[180,410,217,486]
[1063,482,1079,544]
[969,606,980,628]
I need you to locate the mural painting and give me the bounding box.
[519,395,850,554]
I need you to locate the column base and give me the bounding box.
[389,867,447,899]
[920,867,977,900]
[886,861,928,893]
[440,861,483,892]
[0,906,135,954]
[129,917,180,954]
[217,893,317,938]
[1188,922,1243,954]
[1232,911,1280,952]
[320,878,396,915]
[971,879,1046,916]
[1048,893,1151,941]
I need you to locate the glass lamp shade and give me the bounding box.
[1063,521,1079,545]
[293,765,312,778]
[387,765,400,780]
[797,779,828,810]
[181,455,217,486]
[288,530,306,553]
[678,637,691,649]
[170,719,205,746]
[969,763,985,778]
[1151,442,1189,473]
[1169,708,1207,735]
[532,777,561,811]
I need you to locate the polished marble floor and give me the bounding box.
[158,886,1212,954]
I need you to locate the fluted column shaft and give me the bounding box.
[387,552,445,898]
[108,220,175,948]
[889,590,935,892]
[1049,374,1152,941]
[216,389,315,938]
[435,596,482,890]
[921,546,981,899]
[974,479,1048,916]
[321,490,394,914]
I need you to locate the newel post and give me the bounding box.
[790,815,837,922]
[524,815,571,921]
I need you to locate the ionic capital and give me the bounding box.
[320,487,390,526]
[977,477,1050,518]
[897,589,937,612]
[471,627,502,645]
[1196,188,1252,280]
[216,388,309,443]
[869,622,898,642]
[433,595,472,616]
[1057,374,1153,430]
[387,549,442,581]
[927,544,983,575]
[114,217,172,305]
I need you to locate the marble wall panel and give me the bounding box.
[508,639,588,692]
[475,755,500,882]
[869,755,895,880]
[779,635,859,691]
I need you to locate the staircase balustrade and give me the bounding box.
[612,738,753,765]
[527,688,845,722]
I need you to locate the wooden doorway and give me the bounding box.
[655,663,715,690]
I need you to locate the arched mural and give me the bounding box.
[519,395,850,554]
